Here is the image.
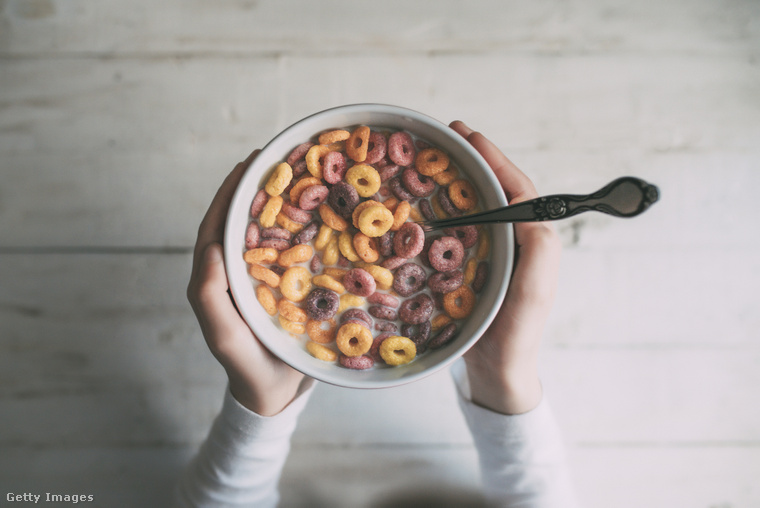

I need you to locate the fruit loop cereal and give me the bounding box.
[242,125,491,369]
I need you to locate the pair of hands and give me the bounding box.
[186,122,561,417]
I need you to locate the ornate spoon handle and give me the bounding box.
[418,176,660,231]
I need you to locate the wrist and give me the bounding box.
[464,360,542,415]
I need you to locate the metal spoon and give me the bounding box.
[417,176,660,232]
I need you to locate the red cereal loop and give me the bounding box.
[249,189,268,218]
[364,131,387,164]
[388,131,416,166]
[298,185,329,211]
[401,167,436,197]
[245,222,260,250]
[287,142,315,166]
[428,236,465,272]
[343,268,377,297]
[322,151,348,184]
[392,222,425,259]
[339,354,374,370]
[281,201,312,224]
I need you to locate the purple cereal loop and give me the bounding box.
[249,189,268,218]
[392,222,425,259]
[369,305,398,321]
[292,159,308,178]
[419,199,436,221]
[443,226,479,249]
[328,181,361,219]
[399,293,434,324]
[305,288,340,321]
[419,235,441,268]
[309,254,323,273]
[428,322,458,350]
[473,261,489,293]
[378,163,403,182]
[337,253,351,267]
[401,320,431,353]
[378,231,395,257]
[340,308,373,329]
[299,185,329,211]
[259,238,290,251]
[294,222,319,245]
[364,131,387,165]
[437,187,462,217]
[270,265,286,276]
[388,176,417,202]
[388,131,416,166]
[282,201,312,224]
[427,270,464,294]
[245,222,260,250]
[428,236,465,272]
[322,151,348,184]
[367,292,399,308]
[393,262,427,297]
[261,227,292,240]
[343,268,377,297]
[374,321,398,333]
[401,167,436,197]
[380,256,406,270]
[287,142,315,166]
[339,354,374,370]
[370,333,393,362]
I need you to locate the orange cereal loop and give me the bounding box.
[259,195,283,228]
[352,232,379,263]
[432,163,459,186]
[351,200,382,229]
[244,247,278,265]
[319,203,348,231]
[279,266,312,302]
[314,224,334,251]
[415,147,450,177]
[276,212,305,233]
[408,207,423,223]
[248,264,280,288]
[265,162,293,197]
[382,197,399,212]
[336,322,373,357]
[322,235,340,266]
[306,318,337,344]
[463,257,478,285]
[443,285,476,320]
[278,299,308,323]
[379,336,416,366]
[345,164,381,197]
[338,230,360,262]
[346,125,370,162]
[289,176,321,204]
[313,274,346,294]
[278,314,306,335]
[390,200,411,231]
[306,340,338,362]
[357,205,394,237]
[448,179,478,211]
[278,244,313,268]
[476,229,490,260]
[431,314,452,331]
[255,285,278,316]
[305,144,331,179]
[318,129,350,145]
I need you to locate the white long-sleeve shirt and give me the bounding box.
[174,363,577,507]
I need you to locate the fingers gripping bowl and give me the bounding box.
[224,104,513,389]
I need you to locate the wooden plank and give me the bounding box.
[1,0,757,56]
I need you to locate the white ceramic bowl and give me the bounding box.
[224,104,513,389]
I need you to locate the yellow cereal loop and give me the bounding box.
[408,207,423,223]
[318,129,350,145]
[255,285,278,316]
[362,264,393,290]
[322,235,340,266]
[279,266,312,302]
[265,162,293,197]
[431,314,452,331]
[313,274,345,294]
[431,194,449,219]
[278,244,313,268]
[278,314,306,335]
[476,229,490,260]
[345,164,381,197]
[306,340,338,362]
[463,257,478,285]
[305,144,331,179]
[338,294,364,312]
[357,205,394,237]
[338,230,360,262]
[306,319,337,344]
[259,195,283,228]
[346,125,370,162]
[276,212,305,234]
[352,232,379,263]
[323,267,347,280]
[244,247,278,265]
[432,163,459,186]
[379,336,417,366]
[278,299,308,323]
[336,322,373,357]
[390,200,411,231]
[351,200,382,229]
[314,224,334,251]
[248,264,280,288]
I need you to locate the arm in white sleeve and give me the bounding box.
[452,361,578,508]
[173,379,315,508]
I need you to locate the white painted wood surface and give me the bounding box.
[2,1,759,506]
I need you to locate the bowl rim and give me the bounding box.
[224,103,513,389]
